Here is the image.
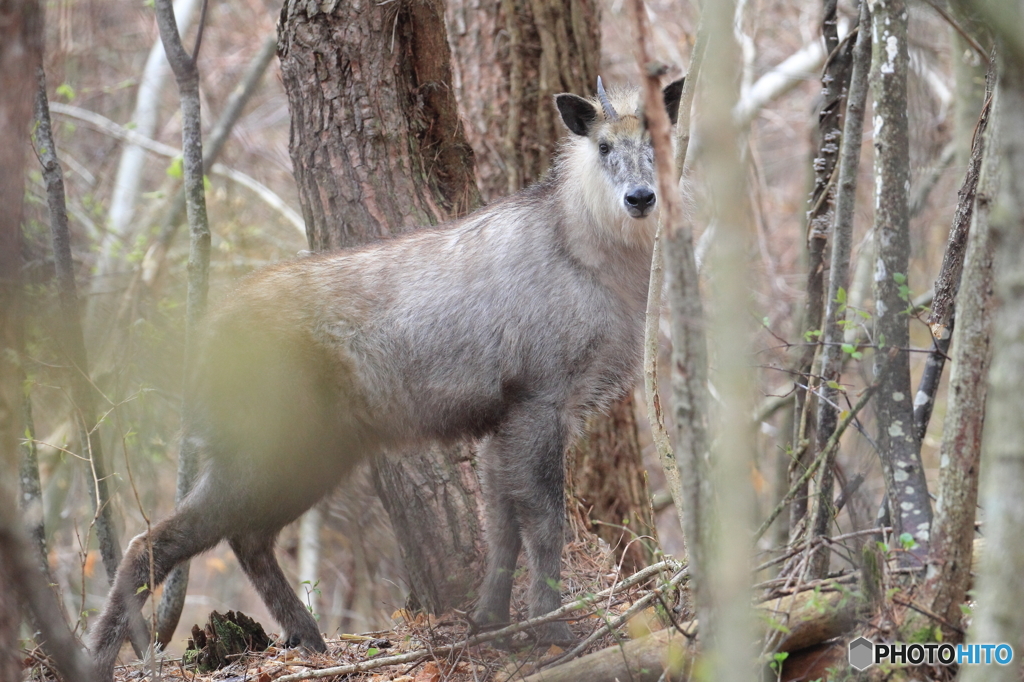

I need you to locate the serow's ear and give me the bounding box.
[662,77,685,125]
[556,94,599,136]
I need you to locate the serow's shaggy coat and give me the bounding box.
[89,77,684,677]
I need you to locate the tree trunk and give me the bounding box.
[277,0,485,614]
[789,0,854,540]
[445,0,655,571]
[960,26,1024,682]
[870,0,932,556]
[444,0,600,198]
[1,7,100,680]
[153,0,214,645]
[917,65,996,638]
[0,1,41,675]
[807,0,870,579]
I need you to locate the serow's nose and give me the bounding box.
[625,188,656,213]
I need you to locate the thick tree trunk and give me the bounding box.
[444,0,600,198]
[277,0,485,614]
[445,0,655,571]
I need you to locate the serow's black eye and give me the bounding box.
[599,142,610,155]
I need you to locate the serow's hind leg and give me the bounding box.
[229,533,326,652]
[89,505,223,680]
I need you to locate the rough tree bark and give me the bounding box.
[444,0,599,198]
[277,0,486,614]
[916,63,996,640]
[914,57,994,443]
[444,0,656,571]
[789,0,855,538]
[807,0,870,579]
[961,25,1024,682]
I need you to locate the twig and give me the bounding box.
[919,0,989,64]
[272,560,684,682]
[48,103,304,232]
[755,368,886,543]
[544,568,690,668]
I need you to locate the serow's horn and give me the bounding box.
[597,76,618,121]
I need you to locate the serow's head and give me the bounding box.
[556,76,684,221]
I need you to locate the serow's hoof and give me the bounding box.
[530,621,575,648]
[283,632,327,653]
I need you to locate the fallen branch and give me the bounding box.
[271,559,684,682]
[522,587,859,682]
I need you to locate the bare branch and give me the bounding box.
[49,102,304,233]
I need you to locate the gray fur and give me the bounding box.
[89,79,683,677]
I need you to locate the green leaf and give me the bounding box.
[892,272,907,284]
[851,351,863,360]
[878,332,886,348]
[203,174,212,192]
[166,157,183,179]
[55,83,76,101]
[899,532,918,550]
[366,647,379,658]
[841,343,856,355]
[834,287,846,305]
[826,380,844,391]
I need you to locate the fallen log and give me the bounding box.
[523,586,860,682]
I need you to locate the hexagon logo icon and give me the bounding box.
[849,637,874,671]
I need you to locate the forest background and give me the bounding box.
[2,0,1021,679]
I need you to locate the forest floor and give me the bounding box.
[62,536,693,682]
